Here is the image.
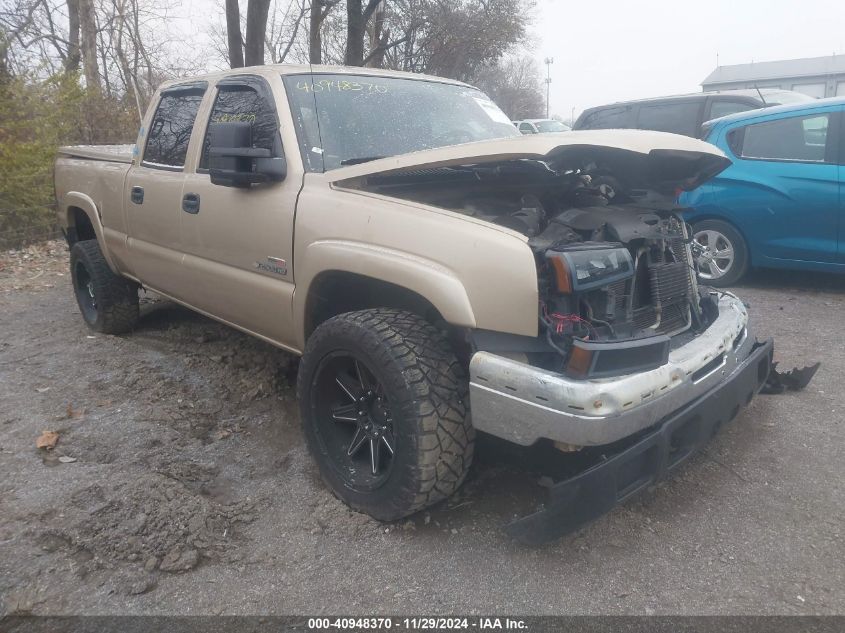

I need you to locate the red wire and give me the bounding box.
[540,302,597,338]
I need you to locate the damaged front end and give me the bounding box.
[350,136,730,376]
[333,132,815,543]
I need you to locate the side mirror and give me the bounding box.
[208,121,286,187]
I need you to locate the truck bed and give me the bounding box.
[57,145,135,164]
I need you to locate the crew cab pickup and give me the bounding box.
[55,65,774,544]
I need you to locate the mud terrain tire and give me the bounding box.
[70,239,139,334]
[297,309,474,521]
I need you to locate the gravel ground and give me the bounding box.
[0,245,843,616]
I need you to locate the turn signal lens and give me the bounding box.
[548,255,573,293]
[566,344,594,379]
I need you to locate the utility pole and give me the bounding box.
[544,57,553,118]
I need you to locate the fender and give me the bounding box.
[292,240,477,351]
[61,191,120,273]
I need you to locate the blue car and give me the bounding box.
[681,97,844,286]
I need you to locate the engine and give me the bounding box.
[465,177,711,377]
[532,205,702,368]
[359,160,717,378]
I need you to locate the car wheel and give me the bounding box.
[692,220,749,287]
[297,308,474,521]
[70,239,139,333]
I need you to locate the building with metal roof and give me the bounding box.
[702,54,845,98]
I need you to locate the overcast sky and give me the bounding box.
[174,0,845,119]
[536,0,845,119]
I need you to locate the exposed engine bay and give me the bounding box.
[361,158,721,378]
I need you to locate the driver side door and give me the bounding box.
[178,75,301,347]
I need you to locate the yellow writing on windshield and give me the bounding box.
[296,79,388,94]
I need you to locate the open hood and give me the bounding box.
[330,129,731,194]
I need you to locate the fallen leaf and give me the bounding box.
[65,404,84,419]
[58,455,77,463]
[36,430,59,450]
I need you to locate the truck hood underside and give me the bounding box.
[331,129,731,194]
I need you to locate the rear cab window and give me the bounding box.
[142,83,207,169]
[728,113,832,162]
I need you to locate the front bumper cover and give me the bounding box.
[504,337,774,545]
[469,295,752,447]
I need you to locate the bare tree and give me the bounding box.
[66,0,80,73]
[225,0,244,67]
[474,54,544,119]
[309,0,341,64]
[344,0,381,66]
[78,0,100,91]
[243,0,269,65]
[266,0,307,63]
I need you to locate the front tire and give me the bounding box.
[692,220,749,287]
[297,309,474,521]
[70,239,139,334]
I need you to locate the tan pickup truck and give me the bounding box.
[54,64,775,544]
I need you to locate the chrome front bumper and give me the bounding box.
[469,295,753,446]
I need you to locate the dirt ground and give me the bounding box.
[1,243,843,616]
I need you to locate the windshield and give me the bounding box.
[534,120,570,133]
[283,73,519,171]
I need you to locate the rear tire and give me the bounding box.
[297,308,474,521]
[70,239,139,334]
[692,219,749,287]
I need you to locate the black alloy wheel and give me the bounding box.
[311,352,396,488]
[297,309,475,521]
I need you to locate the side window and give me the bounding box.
[142,90,204,168]
[709,100,756,120]
[579,106,632,130]
[636,101,701,136]
[737,114,829,162]
[200,84,279,170]
[519,122,535,134]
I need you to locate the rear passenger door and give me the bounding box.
[125,82,206,295]
[718,110,840,264]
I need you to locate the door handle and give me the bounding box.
[182,193,200,214]
[130,186,144,204]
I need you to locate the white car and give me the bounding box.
[514,119,571,134]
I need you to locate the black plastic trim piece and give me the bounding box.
[567,335,671,379]
[161,80,208,95]
[505,338,774,545]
